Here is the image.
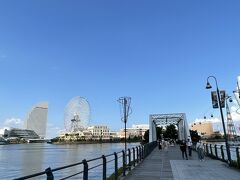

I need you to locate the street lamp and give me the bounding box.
[118,97,131,154]
[206,76,231,164]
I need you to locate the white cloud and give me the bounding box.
[4,118,23,128]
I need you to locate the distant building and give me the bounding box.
[109,131,118,140]
[191,121,214,137]
[4,128,39,139]
[132,124,149,136]
[59,125,111,141]
[0,128,8,137]
[58,124,149,141]
[118,124,149,139]
[25,102,48,139]
[87,125,110,140]
[59,131,86,141]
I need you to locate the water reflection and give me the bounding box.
[21,144,44,178]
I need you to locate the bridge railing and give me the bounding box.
[203,143,240,168]
[13,141,157,180]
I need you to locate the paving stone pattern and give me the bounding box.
[123,145,240,180]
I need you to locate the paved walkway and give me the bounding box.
[124,145,240,180]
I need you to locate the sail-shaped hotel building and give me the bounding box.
[25,102,48,139]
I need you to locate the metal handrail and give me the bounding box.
[14,141,157,180]
[203,143,240,168]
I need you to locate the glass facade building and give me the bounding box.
[25,102,48,139]
[6,128,39,139]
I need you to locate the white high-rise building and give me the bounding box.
[25,102,48,139]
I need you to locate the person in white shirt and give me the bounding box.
[196,140,205,161]
[187,138,192,157]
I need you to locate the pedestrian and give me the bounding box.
[187,138,192,157]
[180,140,188,160]
[196,140,205,161]
[163,140,169,152]
[158,139,162,150]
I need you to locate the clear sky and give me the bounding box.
[1,1,240,138]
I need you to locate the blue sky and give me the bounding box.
[1,1,240,137]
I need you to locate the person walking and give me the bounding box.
[163,140,169,152]
[196,140,205,161]
[187,138,192,157]
[158,139,162,150]
[161,139,165,150]
[180,140,188,160]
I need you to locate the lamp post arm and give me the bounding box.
[207,75,219,88]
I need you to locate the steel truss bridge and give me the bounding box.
[149,113,191,142]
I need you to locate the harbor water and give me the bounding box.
[0,142,140,179]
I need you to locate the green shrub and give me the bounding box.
[107,167,123,180]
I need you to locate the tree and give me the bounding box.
[143,129,149,143]
[156,127,163,140]
[190,130,201,142]
[163,124,178,140]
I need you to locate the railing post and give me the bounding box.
[122,150,126,176]
[146,144,148,156]
[83,159,88,180]
[210,144,213,157]
[236,147,240,168]
[45,167,54,180]
[206,144,209,155]
[136,146,139,163]
[143,145,146,159]
[221,145,225,161]
[114,152,118,180]
[215,145,218,159]
[143,145,145,158]
[102,155,107,180]
[139,146,142,160]
[132,147,136,167]
[128,148,131,170]
[142,145,145,158]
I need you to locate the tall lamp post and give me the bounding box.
[206,76,231,164]
[118,97,131,154]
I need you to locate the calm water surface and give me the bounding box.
[0,143,140,179]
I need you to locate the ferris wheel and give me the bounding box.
[64,96,91,132]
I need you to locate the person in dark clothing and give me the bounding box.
[158,139,162,150]
[180,141,188,160]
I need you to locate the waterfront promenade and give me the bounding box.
[124,145,240,180]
